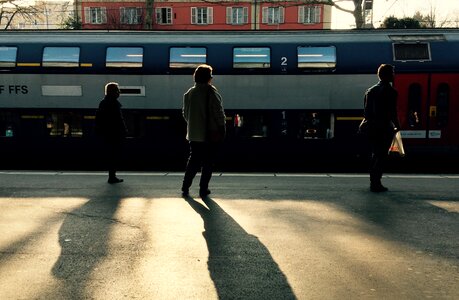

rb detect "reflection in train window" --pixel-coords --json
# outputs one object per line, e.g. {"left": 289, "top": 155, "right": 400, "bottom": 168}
{"left": 47, "top": 113, "right": 83, "bottom": 137}
{"left": 408, "top": 83, "right": 422, "bottom": 128}
{"left": 0, "top": 46, "right": 17, "bottom": 67}
{"left": 297, "top": 46, "right": 336, "bottom": 69}
{"left": 42, "top": 47, "right": 80, "bottom": 67}
{"left": 436, "top": 83, "right": 449, "bottom": 128}
{"left": 393, "top": 43, "right": 431, "bottom": 61}
{"left": 170, "top": 47, "right": 206, "bottom": 68}
{"left": 106, "top": 47, "right": 143, "bottom": 68}
{"left": 233, "top": 47, "right": 270, "bottom": 68}
{"left": 230, "top": 111, "right": 332, "bottom": 140}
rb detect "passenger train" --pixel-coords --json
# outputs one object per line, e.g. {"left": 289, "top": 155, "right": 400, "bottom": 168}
{"left": 0, "top": 30, "right": 458, "bottom": 170}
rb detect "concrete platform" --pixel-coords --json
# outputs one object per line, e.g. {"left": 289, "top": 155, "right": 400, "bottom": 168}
{"left": 0, "top": 171, "right": 458, "bottom": 299}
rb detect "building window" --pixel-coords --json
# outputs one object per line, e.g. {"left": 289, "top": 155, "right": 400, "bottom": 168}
{"left": 191, "top": 7, "right": 213, "bottom": 25}
{"left": 121, "top": 7, "right": 142, "bottom": 25}
{"left": 42, "top": 47, "right": 80, "bottom": 67}
{"left": 233, "top": 47, "right": 270, "bottom": 69}
{"left": 297, "top": 46, "right": 336, "bottom": 69}
{"left": 0, "top": 47, "right": 17, "bottom": 67}
{"left": 262, "top": 7, "right": 284, "bottom": 24}
{"left": 226, "top": 7, "right": 248, "bottom": 25}
{"left": 298, "top": 6, "right": 321, "bottom": 24}
{"left": 156, "top": 7, "right": 172, "bottom": 25}
{"left": 170, "top": 47, "right": 206, "bottom": 68}
{"left": 84, "top": 7, "right": 107, "bottom": 24}
{"left": 106, "top": 47, "right": 143, "bottom": 68}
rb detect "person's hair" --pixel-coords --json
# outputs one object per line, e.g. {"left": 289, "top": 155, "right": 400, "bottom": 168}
{"left": 105, "top": 82, "right": 119, "bottom": 96}
{"left": 377, "top": 64, "right": 394, "bottom": 82}
{"left": 193, "top": 64, "right": 213, "bottom": 83}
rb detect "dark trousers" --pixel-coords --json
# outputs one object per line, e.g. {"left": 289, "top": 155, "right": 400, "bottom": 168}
{"left": 182, "top": 141, "right": 218, "bottom": 192}
{"left": 369, "top": 132, "right": 394, "bottom": 185}
{"left": 103, "top": 139, "right": 123, "bottom": 179}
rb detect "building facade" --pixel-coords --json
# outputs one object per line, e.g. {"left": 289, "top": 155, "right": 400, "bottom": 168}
{"left": 79, "top": 0, "right": 332, "bottom": 30}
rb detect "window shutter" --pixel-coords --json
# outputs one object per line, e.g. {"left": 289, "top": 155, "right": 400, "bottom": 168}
{"left": 207, "top": 7, "right": 213, "bottom": 24}
{"left": 226, "top": 7, "right": 232, "bottom": 24}
{"left": 136, "top": 8, "right": 142, "bottom": 24}
{"left": 101, "top": 7, "right": 107, "bottom": 24}
{"left": 84, "top": 7, "right": 90, "bottom": 24}
{"left": 279, "top": 7, "right": 285, "bottom": 24}
{"left": 243, "top": 7, "right": 248, "bottom": 24}
{"left": 155, "top": 8, "right": 161, "bottom": 24}
{"left": 191, "top": 7, "right": 196, "bottom": 24}
{"left": 169, "top": 8, "right": 173, "bottom": 24}
{"left": 298, "top": 6, "right": 304, "bottom": 24}
{"left": 120, "top": 7, "right": 125, "bottom": 24}
{"left": 262, "top": 7, "right": 268, "bottom": 24}
{"left": 315, "top": 6, "right": 321, "bottom": 23}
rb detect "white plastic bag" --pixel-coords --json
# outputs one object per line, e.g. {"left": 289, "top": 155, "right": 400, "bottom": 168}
{"left": 388, "top": 131, "right": 405, "bottom": 157}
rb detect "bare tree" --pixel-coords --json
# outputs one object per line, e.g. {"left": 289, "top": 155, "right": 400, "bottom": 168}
{"left": 0, "top": 0, "right": 38, "bottom": 29}
{"left": 298, "top": 0, "right": 365, "bottom": 28}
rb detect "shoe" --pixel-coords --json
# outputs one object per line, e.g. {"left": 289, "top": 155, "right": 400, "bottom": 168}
{"left": 181, "top": 189, "right": 189, "bottom": 197}
{"left": 370, "top": 185, "right": 388, "bottom": 192}
{"left": 108, "top": 177, "right": 124, "bottom": 184}
{"left": 199, "top": 189, "right": 211, "bottom": 198}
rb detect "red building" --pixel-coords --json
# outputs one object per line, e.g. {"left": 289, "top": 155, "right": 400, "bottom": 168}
{"left": 79, "top": 1, "right": 332, "bottom": 30}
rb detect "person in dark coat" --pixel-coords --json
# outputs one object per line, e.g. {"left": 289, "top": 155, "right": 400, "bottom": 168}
{"left": 364, "top": 64, "right": 400, "bottom": 192}
{"left": 96, "top": 82, "right": 127, "bottom": 184}
{"left": 181, "top": 64, "right": 226, "bottom": 198}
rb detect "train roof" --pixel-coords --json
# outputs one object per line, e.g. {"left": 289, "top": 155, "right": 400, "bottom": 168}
{"left": 2, "top": 29, "right": 459, "bottom": 44}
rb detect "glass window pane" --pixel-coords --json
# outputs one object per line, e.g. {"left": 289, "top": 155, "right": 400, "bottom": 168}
{"left": 170, "top": 47, "right": 206, "bottom": 68}
{"left": 233, "top": 47, "right": 270, "bottom": 68}
{"left": 42, "top": 47, "right": 80, "bottom": 67}
{"left": 297, "top": 46, "right": 336, "bottom": 68}
{"left": 106, "top": 47, "right": 143, "bottom": 68}
{"left": 0, "top": 47, "right": 17, "bottom": 67}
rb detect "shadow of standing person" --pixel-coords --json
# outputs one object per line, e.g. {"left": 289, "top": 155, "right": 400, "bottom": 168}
{"left": 50, "top": 185, "right": 126, "bottom": 299}
{"left": 184, "top": 196, "right": 297, "bottom": 299}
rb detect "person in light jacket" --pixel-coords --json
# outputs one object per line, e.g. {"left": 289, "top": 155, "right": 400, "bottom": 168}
{"left": 181, "top": 64, "right": 226, "bottom": 198}
{"left": 364, "top": 64, "right": 400, "bottom": 192}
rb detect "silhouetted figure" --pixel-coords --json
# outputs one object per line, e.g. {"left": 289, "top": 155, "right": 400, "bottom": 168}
{"left": 364, "top": 64, "right": 400, "bottom": 192}
{"left": 96, "top": 82, "right": 127, "bottom": 184}
{"left": 181, "top": 65, "right": 226, "bottom": 198}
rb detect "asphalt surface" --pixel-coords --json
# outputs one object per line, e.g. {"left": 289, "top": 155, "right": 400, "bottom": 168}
{"left": 0, "top": 171, "right": 458, "bottom": 299}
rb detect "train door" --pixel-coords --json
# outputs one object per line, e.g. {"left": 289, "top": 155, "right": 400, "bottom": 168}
{"left": 396, "top": 74, "right": 459, "bottom": 151}
{"left": 428, "top": 74, "right": 459, "bottom": 150}
{"left": 395, "top": 74, "right": 429, "bottom": 145}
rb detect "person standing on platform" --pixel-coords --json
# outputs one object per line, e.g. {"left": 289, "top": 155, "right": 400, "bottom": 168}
{"left": 96, "top": 82, "right": 127, "bottom": 184}
{"left": 364, "top": 64, "right": 400, "bottom": 192}
{"left": 181, "top": 64, "right": 226, "bottom": 198}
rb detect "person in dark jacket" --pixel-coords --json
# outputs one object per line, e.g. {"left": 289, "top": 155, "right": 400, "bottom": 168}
{"left": 181, "top": 64, "right": 226, "bottom": 198}
{"left": 96, "top": 82, "right": 127, "bottom": 184}
{"left": 364, "top": 64, "right": 400, "bottom": 192}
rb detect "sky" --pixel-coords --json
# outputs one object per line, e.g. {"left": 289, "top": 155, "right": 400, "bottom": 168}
{"left": 331, "top": 0, "right": 459, "bottom": 29}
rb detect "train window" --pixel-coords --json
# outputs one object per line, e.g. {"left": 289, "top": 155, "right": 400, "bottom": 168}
{"left": 42, "top": 47, "right": 80, "bottom": 67}
{"left": 0, "top": 47, "right": 17, "bottom": 67}
{"left": 408, "top": 84, "right": 422, "bottom": 128}
{"left": 47, "top": 113, "right": 83, "bottom": 137}
{"left": 436, "top": 83, "right": 449, "bottom": 128}
{"left": 297, "top": 46, "right": 336, "bottom": 69}
{"left": 169, "top": 47, "right": 206, "bottom": 68}
{"left": 393, "top": 43, "right": 431, "bottom": 61}
{"left": 233, "top": 47, "right": 270, "bottom": 68}
{"left": 106, "top": 47, "right": 143, "bottom": 68}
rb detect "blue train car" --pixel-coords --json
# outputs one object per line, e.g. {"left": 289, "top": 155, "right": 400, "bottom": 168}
{"left": 1, "top": 30, "right": 458, "bottom": 170}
